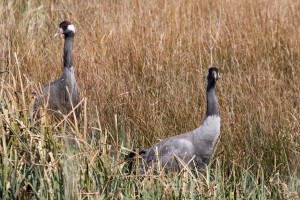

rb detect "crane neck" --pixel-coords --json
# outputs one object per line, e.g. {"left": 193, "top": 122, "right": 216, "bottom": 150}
{"left": 206, "top": 80, "right": 219, "bottom": 117}
{"left": 63, "top": 33, "right": 74, "bottom": 68}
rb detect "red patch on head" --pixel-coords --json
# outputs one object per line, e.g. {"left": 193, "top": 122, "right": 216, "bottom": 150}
{"left": 66, "top": 20, "right": 72, "bottom": 25}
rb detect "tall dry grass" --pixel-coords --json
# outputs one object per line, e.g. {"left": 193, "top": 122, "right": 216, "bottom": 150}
{"left": 0, "top": 0, "right": 299, "bottom": 199}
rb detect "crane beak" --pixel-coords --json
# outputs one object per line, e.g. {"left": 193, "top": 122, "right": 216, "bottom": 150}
{"left": 52, "top": 28, "right": 63, "bottom": 39}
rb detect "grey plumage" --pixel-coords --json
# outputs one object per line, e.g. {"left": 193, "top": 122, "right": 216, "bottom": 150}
{"left": 129, "top": 67, "right": 221, "bottom": 173}
{"left": 34, "top": 21, "right": 80, "bottom": 117}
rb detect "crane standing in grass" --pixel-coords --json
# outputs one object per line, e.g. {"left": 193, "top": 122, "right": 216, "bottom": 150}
{"left": 128, "top": 67, "right": 221, "bottom": 173}
{"left": 34, "top": 21, "right": 81, "bottom": 117}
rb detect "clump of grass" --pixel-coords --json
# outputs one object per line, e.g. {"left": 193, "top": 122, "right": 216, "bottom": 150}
{"left": 0, "top": 0, "right": 299, "bottom": 199}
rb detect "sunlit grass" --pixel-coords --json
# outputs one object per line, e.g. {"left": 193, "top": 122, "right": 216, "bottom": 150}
{"left": 0, "top": 0, "right": 299, "bottom": 199}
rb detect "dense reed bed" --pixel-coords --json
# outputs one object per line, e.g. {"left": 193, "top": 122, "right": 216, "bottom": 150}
{"left": 0, "top": 0, "right": 299, "bottom": 199}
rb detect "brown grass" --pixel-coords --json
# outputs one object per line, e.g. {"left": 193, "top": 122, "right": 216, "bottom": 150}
{"left": 0, "top": 0, "right": 299, "bottom": 198}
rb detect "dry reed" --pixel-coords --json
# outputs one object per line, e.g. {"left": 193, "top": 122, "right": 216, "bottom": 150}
{"left": 0, "top": 0, "right": 299, "bottom": 199}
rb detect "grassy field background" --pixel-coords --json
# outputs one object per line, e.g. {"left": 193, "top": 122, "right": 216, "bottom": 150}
{"left": 0, "top": 0, "right": 299, "bottom": 199}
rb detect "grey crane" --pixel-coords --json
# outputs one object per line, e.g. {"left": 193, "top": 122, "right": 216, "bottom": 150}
{"left": 34, "top": 21, "right": 81, "bottom": 117}
{"left": 128, "top": 67, "right": 221, "bottom": 173}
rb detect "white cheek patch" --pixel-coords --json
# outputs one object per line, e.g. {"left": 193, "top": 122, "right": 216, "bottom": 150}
{"left": 67, "top": 24, "right": 75, "bottom": 33}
